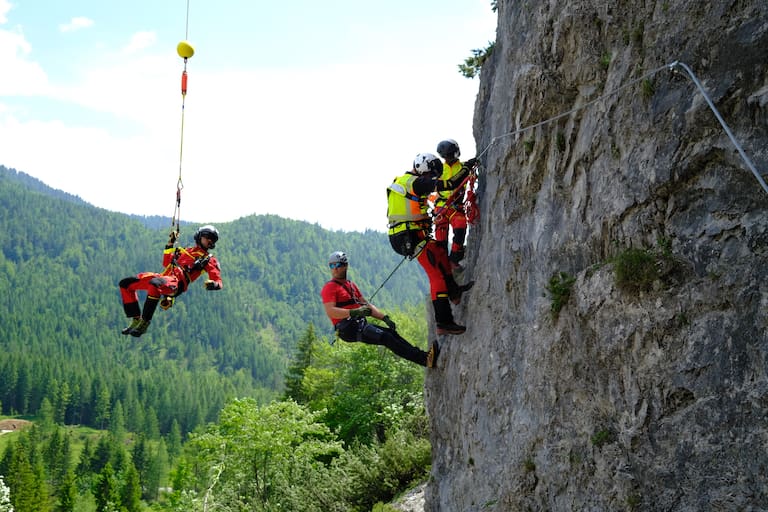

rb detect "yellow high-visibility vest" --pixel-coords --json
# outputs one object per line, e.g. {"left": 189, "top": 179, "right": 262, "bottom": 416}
{"left": 387, "top": 173, "right": 430, "bottom": 234}
{"left": 436, "top": 160, "right": 464, "bottom": 204}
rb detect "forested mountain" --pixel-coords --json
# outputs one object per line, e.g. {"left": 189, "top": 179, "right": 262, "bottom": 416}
{"left": 0, "top": 164, "right": 428, "bottom": 437}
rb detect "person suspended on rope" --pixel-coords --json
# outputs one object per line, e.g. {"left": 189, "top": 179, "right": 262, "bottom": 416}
{"left": 118, "top": 225, "right": 223, "bottom": 337}
{"left": 321, "top": 251, "right": 440, "bottom": 368}
{"left": 387, "top": 153, "right": 474, "bottom": 335}
{"left": 434, "top": 139, "right": 478, "bottom": 272}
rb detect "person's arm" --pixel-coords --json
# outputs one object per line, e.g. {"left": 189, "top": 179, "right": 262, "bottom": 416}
{"left": 368, "top": 303, "right": 385, "bottom": 320}
{"left": 369, "top": 304, "right": 397, "bottom": 330}
{"left": 203, "top": 256, "right": 223, "bottom": 290}
{"left": 324, "top": 302, "right": 357, "bottom": 320}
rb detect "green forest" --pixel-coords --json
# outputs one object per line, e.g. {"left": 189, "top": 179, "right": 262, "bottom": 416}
{"left": 0, "top": 165, "right": 434, "bottom": 511}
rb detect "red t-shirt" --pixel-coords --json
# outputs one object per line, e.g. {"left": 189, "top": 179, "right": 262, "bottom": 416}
{"left": 321, "top": 279, "right": 365, "bottom": 326}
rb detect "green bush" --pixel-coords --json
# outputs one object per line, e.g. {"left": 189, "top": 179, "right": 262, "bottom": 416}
{"left": 614, "top": 248, "right": 658, "bottom": 292}
{"left": 546, "top": 272, "right": 576, "bottom": 317}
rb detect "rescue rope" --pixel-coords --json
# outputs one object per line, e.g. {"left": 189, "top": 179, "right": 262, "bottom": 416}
{"left": 372, "top": 60, "right": 767, "bottom": 300}
{"left": 472, "top": 61, "right": 767, "bottom": 195}
{"left": 367, "top": 255, "right": 409, "bottom": 303}
{"left": 171, "top": 0, "right": 194, "bottom": 243}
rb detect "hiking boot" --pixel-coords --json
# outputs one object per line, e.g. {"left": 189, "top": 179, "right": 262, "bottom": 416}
{"left": 129, "top": 319, "right": 150, "bottom": 337}
{"left": 121, "top": 318, "right": 142, "bottom": 335}
{"left": 450, "top": 280, "right": 475, "bottom": 305}
{"left": 436, "top": 322, "right": 466, "bottom": 335}
{"left": 426, "top": 340, "right": 440, "bottom": 368}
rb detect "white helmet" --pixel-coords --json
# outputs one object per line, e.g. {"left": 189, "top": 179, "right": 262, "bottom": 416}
{"left": 328, "top": 251, "right": 348, "bottom": 266}
{"left": 413, "top": 153, "right": 442, "bottom": 175}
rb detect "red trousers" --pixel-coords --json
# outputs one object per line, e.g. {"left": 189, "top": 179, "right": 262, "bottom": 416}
{"left": 389, "top": 230, "right": 454, "bottom": 301}
{"left": 119, "top": 272, "right": 182, "bottom": 305}
{"left": 434, "top": 206, "right": 467, "bottom": 258}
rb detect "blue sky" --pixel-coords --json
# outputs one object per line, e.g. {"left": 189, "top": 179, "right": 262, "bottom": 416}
{"left": 0, "top": 0, "right": 497, "bottom": 232}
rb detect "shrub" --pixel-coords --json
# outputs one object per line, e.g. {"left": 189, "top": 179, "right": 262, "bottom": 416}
{"left": 546, "top": 272, "right": 576, "bottom": 317}
{"left": 614, "top": 248, "right": 658, "bottom": 292}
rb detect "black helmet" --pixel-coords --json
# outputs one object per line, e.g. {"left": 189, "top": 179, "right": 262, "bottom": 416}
{"left": 194, "top": 225, "right": 219, "bottom": 249}
{"left": 436, "top": 139, "right": 460, "bottom": 161}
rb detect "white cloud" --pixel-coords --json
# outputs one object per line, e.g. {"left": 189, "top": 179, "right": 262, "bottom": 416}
{"left": 0, "top": 27, "right": 49, "bottom": 95}
{"left": 59, "top": 16, "right": 94, "bottom": 33}
{"left": 0, "top": 1, "right": 497, "bottom": 232}
{"left": 122, "top": 31, "right": 156, "bottom": 55}
{"left": 0, "top": 0, "right": 10, "bottom": 25}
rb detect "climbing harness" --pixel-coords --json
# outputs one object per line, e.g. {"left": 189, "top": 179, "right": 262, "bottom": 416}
{"left": 431, "top": 164, "right": 481, "bottom": 227}
{"left": 472, "top": 61, "right": 767, "bottom": 195}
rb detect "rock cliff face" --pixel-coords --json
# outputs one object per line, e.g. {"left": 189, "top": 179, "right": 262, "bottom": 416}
{"left": 426, "top": 1, "right": 768, "bottom": 510}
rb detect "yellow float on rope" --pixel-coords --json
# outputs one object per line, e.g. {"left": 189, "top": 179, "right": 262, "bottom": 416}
{"left": 177, "top": 40, "right": 195, "bottom": 59}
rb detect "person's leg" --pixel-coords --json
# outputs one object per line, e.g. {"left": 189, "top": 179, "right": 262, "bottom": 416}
{"left": 449, "top": 210, "right": 467, "bottom": 265}
{"left": 360, "top": 324, "right": 428, "bottom": 366}
{"left": 433, "top": 214, "right": 449, "bottom": 253}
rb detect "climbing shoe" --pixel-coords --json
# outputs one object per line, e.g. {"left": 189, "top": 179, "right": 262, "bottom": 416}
{"left": 121, "top": 318, "right": 142, "bottom": 335}
{"left": 436, "top": 322, "right": 466, "bottom": 335}
{"left": 129, "top": 319, "right": 150, "bottom": 337}
{"left": 450, "top": 280, "right": 475, "bottom": 305}
{"left": 426, "top": 340, "right": 440, "bottom": 368}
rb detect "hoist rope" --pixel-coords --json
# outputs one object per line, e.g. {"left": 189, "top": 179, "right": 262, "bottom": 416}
{"left": 171, "top": 0, "right": 192, "bottom": 241}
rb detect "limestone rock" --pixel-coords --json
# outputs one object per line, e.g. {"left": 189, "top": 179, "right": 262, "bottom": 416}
{"left": 426, "top": 1, "right": 768, "bottom": 510}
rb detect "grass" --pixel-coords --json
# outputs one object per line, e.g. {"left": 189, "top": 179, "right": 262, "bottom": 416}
{"left": 545, "top": 272, "right": 576, "bottom": 317}
{"left": 614, "top": 248, "right": 658, "bottom": 293}
{"left": 590, "top": 428, "right": 615, "bottom": 448}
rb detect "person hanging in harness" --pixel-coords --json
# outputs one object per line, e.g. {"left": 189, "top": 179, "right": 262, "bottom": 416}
{"left": 434, "top": 139, "right": 478, "bottom": 272}
{"left": 321, "top": 251, "right": 440, "bottom": 368}
{"left": 118, "top": 225, "right": 223, "bottom": 337}
{"left": 387, "top": 153, "right": 474, "bottom": 335}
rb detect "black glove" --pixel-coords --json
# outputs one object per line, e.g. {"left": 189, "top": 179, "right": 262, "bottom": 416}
{"left": 191, "top": 256, "right": 210, "bottom": 272}
{"left": 204, "top": 280, "right": 221, "bottom": 291}
{"left": 349, "top": 306, "right": 372, "bottom": 318}
{"left": 464, "top": 157, "right": 478, "bottom": 169}
{"left": 382, "top": 315, "right": 396, "bottom": 330}
{"left": 167, "top": 230, "right": 178, "bottom": 246}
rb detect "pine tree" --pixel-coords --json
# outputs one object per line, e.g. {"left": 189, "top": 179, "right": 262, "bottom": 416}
{"left": 283, "top": 324, "right": 317, "bottom": 403}
{"left": 94, "top": 463, "right": 119, "bottom": 512}
{"left": 120, "top": 463, "right": 142, "bottom": 512}
{"left": 167, "top": 420, "right": 182, "bottom": 461}
{"left": 56, "top": 470, "right": 76, "bottom": 512}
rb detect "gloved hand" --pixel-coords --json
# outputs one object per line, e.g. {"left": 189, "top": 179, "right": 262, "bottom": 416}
{"left": 349, "top": 305, "right": 372, "bottom": 318}
{"left": 464, "top": 157, "right": 478, "bottom": 169}
{"left": 191, "top": 256, "right": 210, "bottom": 272}
{"left": 167, "top": 230, "right": 178, "bottom": 246}
{"left": 205, "top": 280, "right": 221, "bottom": 290}
{"left": 382, "top": 315, "right": 396, "bottom": 330}
{"left": 159, "top": 296, "right": 174, "bottom": 310}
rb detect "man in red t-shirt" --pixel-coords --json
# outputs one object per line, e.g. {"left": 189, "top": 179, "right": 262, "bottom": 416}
{"left": 321, "top": 251, "right": 439, "bottom": 368}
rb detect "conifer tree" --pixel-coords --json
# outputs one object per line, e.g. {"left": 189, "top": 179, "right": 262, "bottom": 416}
{"left": 120, "top": 463, "right": 142, "bottom": 512}
{"left": 56, "top": 470, "right": 76, "bottom": 512}
{"left": 94, "top": 463, "right": 119, "bottom": 512}
{"left": 283, "top": 324, "right": 317, "bottom": 403}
